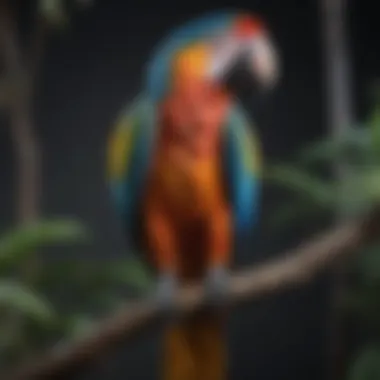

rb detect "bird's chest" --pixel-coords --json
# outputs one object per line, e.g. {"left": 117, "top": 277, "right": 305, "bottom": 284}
{"left": 154, "top": 155, "right": 225, "bottom": 217}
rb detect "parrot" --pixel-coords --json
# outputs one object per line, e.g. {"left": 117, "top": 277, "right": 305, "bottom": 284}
{"left": 106, "top": 10, "right": 280, "bottom": 380}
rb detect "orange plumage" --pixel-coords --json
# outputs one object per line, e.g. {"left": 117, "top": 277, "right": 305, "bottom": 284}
{"left": 142, "top": 72, "right": 231, "bottom": 380}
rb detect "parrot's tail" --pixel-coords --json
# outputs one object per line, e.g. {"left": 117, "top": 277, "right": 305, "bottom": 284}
{"left": 161, "top": 311, "right": 227, "bottom": 380}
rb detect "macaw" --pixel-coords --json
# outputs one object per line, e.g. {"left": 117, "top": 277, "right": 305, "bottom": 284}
{"left": 106, "top": 10, "right": 279, "bottom": 380}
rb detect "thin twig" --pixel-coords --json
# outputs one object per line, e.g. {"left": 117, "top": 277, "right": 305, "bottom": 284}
{"left": 5, "top": 213, "right": 378, "bottom": 380}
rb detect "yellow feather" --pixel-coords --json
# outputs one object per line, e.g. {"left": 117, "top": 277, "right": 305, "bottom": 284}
{"left": 106, "top": 116, "right": 135, "bottom": 181}
{"left": 238, "top": 123, "right": 262, "bottom": 175}
{"left": 171, "top": 43, "right": 210, "bottom": 84}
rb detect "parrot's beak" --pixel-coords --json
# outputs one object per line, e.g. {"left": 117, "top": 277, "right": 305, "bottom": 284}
{"left": 207, "top": 29, "right": 280, "bottom": 92}
{"left": 246, "top": 33, "right": 280, "bottom": 90}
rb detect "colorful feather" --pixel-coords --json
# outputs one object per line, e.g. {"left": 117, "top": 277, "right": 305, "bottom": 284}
{"left": 106, "top": 95, "right": 155, "bottom": 225}
{"left": 223, "top": 103, "right": 261, "bottom": 233}
{"left": 107, "top": 98, "right": 261, "bottom": 236}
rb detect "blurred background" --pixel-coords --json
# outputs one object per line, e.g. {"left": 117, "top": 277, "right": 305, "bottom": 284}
{"left": 0, "top": 0, "right": 379, "bottom": 379}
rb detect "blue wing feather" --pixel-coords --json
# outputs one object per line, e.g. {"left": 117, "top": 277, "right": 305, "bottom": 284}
{"left": 223, "top": 104, "right": 261, "bottom": 235}
{"left": 106, "top": 95, "right": 156, "bottom": 234}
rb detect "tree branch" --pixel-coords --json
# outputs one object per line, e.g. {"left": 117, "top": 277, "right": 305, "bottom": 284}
{"left": 0, "top": 1, "right": 41, "bottom": 224}
{"left": 5, "top": 213, "right": 379, "bottom": 380}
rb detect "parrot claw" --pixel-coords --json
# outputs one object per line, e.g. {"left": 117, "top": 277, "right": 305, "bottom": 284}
{"left": 153, "top": 272, "right": 179, "bottom": 319}
{"left": 204, "top": 265, "right": 230, "bottom": 309}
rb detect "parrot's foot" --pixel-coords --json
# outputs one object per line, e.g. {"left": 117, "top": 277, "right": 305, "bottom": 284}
{"left": 204, "top": 265, "right": 230, "bottom": 309}
{"left": 153, "top": 272, "right": 180, "bottom": 320}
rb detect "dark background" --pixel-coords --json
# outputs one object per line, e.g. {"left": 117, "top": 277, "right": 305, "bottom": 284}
{"left": 0, "top": 0, "right": 379, "bottom": 379}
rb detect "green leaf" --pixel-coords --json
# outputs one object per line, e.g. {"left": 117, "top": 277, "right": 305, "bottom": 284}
{"left": 0, "top": 219, "right": 89, "bottom": 265}
{"left": 297, "top": 138, "right": 345, "bottom": 164}
{"left": 333, "top": 170, "right": 380, "bottom": 216}
{"left": 266, "top": 163, "right": 380, "bottom": 218}
{"left": 340, "top": 169, "right": 380, "bottom": 211}
{"left": 0, "top": 280, "right": 55, "bottom": 323}
{"left": 63, "top": 314, "right": 96, "bottom": 339}
{"left": 267, "top": 199, "right": 329, "bottom": 230}
{"left": 348, "top": 346, "right": 380, "bottom": 380}
{"left": 104, "top": 257, "right": 153, "bottom": 291}
{"left": 265, "top": 164, "right": 336, "bottom": 205}
{"left": 296, "top": 128, "right": 370, "bottom": 166}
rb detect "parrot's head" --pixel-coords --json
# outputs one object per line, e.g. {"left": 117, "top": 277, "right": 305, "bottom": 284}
{"left": 147, "top": 11, "right": 280, "bottom": 102}
{"left": 205, "top": 14, "right": 280, "bottom": 91}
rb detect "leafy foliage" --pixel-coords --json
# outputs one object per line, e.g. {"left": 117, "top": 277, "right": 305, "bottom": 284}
{"left": 266, "top": 97, "right": 380, "bottom": 225}
{"left": 0, "top": 280, "right": 54, "bottom": 323}
{"left": 266, "top": 95, "right": 380, "bottom": 380}
{"left": 0, "top": 219, "right": 88, "bottom": 265}
{"left": 0, "top": 218, "right": 152, "bottom": 370}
